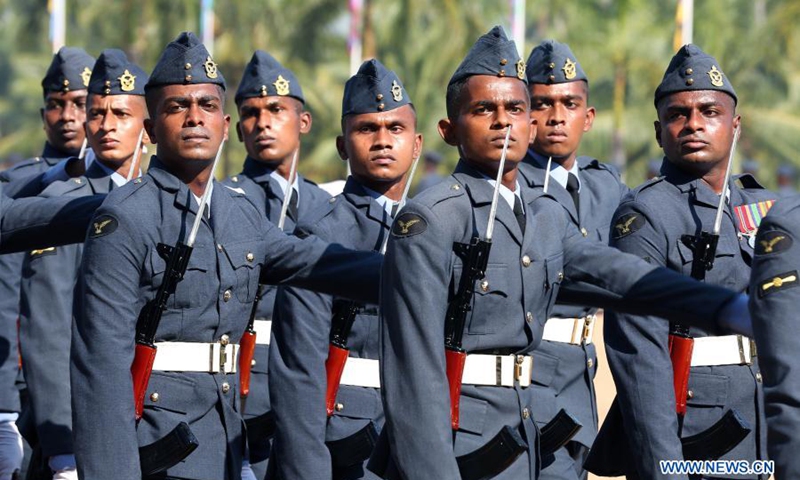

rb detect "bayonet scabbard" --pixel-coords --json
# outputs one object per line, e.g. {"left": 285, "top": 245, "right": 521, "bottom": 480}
{"left": 132, "top": 341, "right": 157, "bottom": 420}
{"left": 445, "top": 346, "right": 467, "bottom": 430}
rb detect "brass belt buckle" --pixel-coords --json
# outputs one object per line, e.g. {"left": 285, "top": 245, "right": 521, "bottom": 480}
{"left": 514, "top": 355, "right": 524, "bottom": 383}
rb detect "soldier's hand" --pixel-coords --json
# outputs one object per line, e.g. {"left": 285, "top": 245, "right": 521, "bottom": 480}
{"left": 0, "top": 417, "right": 22, "bottom": 480}
{"left": 717, "top": 293, "right": 754, "bottom": 338}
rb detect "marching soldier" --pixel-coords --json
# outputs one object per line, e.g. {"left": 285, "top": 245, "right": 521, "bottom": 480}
{"left": 0, "top": 46, "right": 94, "bottom": 478}
{"left": 374, "top": 26, "right": 754, "bottom": 480}
{"left": 18, "top": 49, "right": 149, "bottom": 480}
{"left": 519, "top": 40, "right": 628, "bottom": 480}
{"left": 222, "top": 50, "right": 331, "bottom": 478}
{"left": 269, "top": 59, "right": 420, "bottom": 480}
{"left": 750, "top": 197, "right": 800, "bottom": 478}
{"left": 593, "top": 45, "right": 773, "bottom": 478}
{"left": 70, "top": 32, "right": 381, "bottom": 480}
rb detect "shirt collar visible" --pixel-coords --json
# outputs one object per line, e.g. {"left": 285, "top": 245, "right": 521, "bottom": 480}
{"left": 483, "top": 176, "right": 523, "bottom": 213}
{"left": 192, "top": 182, "right": 214, "bottom": 218}
{"left": 361, "top": 184, "right": 400, "bottom": 216}
{"left": 528, "top": 149, "right": 582, "bottom": 192}
{"left": 270, "top": 169, "right": 300, "bottom": 208}
{"left": 93, "top": 160, "right": 128, "bottom": 187}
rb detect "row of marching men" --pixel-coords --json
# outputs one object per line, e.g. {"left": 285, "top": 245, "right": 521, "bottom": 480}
{"left": 0, "top": 24, "right": 799, "bottom": 480}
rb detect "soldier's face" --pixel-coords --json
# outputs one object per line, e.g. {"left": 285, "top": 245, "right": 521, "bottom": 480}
{"left": 41, "top": 89, "right": 88, "bottom": 155}
{"left": 439, "top": 76, "right": 534, "bottom": 171}
{"left": 85, "top": 94, "right": 148, "bottom": 170}
{"left": 655, "top": 90, "right": 740, "bottom": 173}
{"left": 338, "top": 105, "right": 422, "bottom": 187}
{"left": 145, "top": 84, "right": 230, "bottom": 165}
{"left": 236, "top": 96, "right": 311, "bottom": 166}
{"left": 529, "top": 81, "right": 594, "bottom": 161}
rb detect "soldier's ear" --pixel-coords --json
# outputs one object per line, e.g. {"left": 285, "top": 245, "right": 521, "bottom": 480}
{"left": 299, "top": 110, "right": 312, "bottom": 135}
{"left": 732, "top": 114, "right": 741, "bottom": 132}
{"left": 528, "top": 118, "right": 537, "bottom": 145}
{"left": 654, "top": 120, "right": 662, "bottom": 148}
{"left": 236, "top": 121, "right": 243, "bottom": 142}
{"left": 583, "top": 106, "right": 596, "bottom": 132}
{"left": 144, "top": 118, "right": 157, "bottom": 145}
{"left": 335, "top": 135, "right": 348, "bottom": 161}
{"left": 222, "top": 114, "right": 231, "bottom": 142}
{"left": 438, "top": 118, "right": 458, "bottom": 146}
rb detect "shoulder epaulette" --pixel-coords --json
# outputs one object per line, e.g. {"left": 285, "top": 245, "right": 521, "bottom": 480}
{"left": 104, "top": 176, "right": 149, "bottom": 206}
{"left": 40, "top": 176, "right": 89, "bottom": 197}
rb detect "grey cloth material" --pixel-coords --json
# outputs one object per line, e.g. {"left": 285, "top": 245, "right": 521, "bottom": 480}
{"left": 70, "top": 156, "right": 376, "bottom": 480}
{"left": 19, "top": 162, "right": 118, "bottom": 458}
{"left": 374, "top": 159, "right": 739, "bottom": 480}
{"left": 221, "top": 157, "right": 330, "bottom": 475}
{"left": 749, "top": 195, "right": 800, "bottom": 479}
{"left": 270, "top": 177, "right": 388, "bottom": 480}
{"left": 596, "top": 158, "right": 773, "bottom": 478}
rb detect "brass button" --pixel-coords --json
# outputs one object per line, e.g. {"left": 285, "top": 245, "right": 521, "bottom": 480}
{"left": 223, "top": 289, "right": 232, "bottom": 302}
{"left": 548, "top": 62, "right": 555, "bottom": 69}
{"left": 185, "top": 63, "right": 192, "bottom": 70}
{"left": 522, "top": 255, "right": 531, "bottom": 267}
{"left": 220, "top": 334, "right": 230, "bottom": 346}
{"left": 335, "top": 403, "right": 344, "bottom": 412}
{"left": 687, "top": 389, "right": 694, "bottom": 399}
{"left": 231, "top": 176, "right": 239, "bottom": 183}
{"left": 526, "top": 312, "right": 534, "bottom": 323}
{"left": 251, "top": 359, "right": 257, "bottom": 367}
{"left": 500, "top": 58, "right": 508, "bottom": 66}
{"left": 185, "top": 74, "right": 193, "bottom": 82}
{"left": 150, "top": 392, "right": 159, "bottom": 402}
{"left": 74, "top": 178, "right": 82, "bottom": 184}
{"left": 329, "top": 197, "right": 336, "bottom": 204}
{"left": 587, "top": 358, "right": 594, "bottom": 368}
{"left": 522, "top": 407, "right": 530, "bottom": 419}
{"left": 685, "top": 68, "right": 693, "bottom": 75}
{"left": 686, "top": 78, "right": 694, "bottom": 86}
{"left": 376, "top": 94, "right": 383, "bottom": 101}
{"left": 221, "top": 382, "right": 230, "bottom": 394}
{"left": 580, "top": 227, "right": 588, "bottom": 237}
{"left": 217, "top": 243, "right": 223, "bottom": 252}
{"left": 756, "top": 372, "right": 762, "bottom": 383}
{"left": 246, "top": 252, "right": 255, "bottom": 263}
{"left": 557, "top": 272, "right": 564, "bottom": 282}
{"left": 480, "top": 280, "right": 489, "bottom": 292}
{"left": 451, "top": 184, "right": 460, "bottom": 190}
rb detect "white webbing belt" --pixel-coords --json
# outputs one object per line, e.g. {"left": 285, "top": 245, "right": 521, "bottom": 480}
{"left": 691, "top": 335, "right": 756, "bottom": 367}
{"left": 461, "top": 354, "right": 533, "bottom": 387}
{"left": 253, "top": 320, "right": 272, "bottom": 345}
{"left": 542, "top": 315, "right": 596, "bottom": 345}
{"left": 152, "top": 342, "right": 239, "bottom": 373}
{"left": 339, "top": 358, "right": 381, "bottom": 388}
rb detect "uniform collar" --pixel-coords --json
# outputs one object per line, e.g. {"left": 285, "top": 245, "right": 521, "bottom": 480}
{"left": 660, "top": 158, "right": 733, "bottom": 208}
{"left": 343, "top": 176, "right": 397, "bottom": 227}
{"left": 527, "top": 149, "right": 581, "bottom": 192}
{"left": 269, "top": 168, "right": 300, "bottom": 207}
{"left": 41, "top": 142, "right": 72, "bottom": 160}
{"left": 91, "top": 159, "right": 128, "bottom": 187}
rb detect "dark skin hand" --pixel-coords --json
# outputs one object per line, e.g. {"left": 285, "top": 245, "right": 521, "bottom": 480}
{"left": 236, "top": 95, "right": 312, "bottom": 182}
{"left": 655, "top": 90, "right": 740, "bottom": 194}
{"left": 336, "top": 104, "right": 422, "bottom": 201}
{"left": 438, "top": 76, "right": 536, "bottom": 191}
{"left": 41, "top": 89, "right": 88, "bottom": 156}
{"left": 529, "top": 81, "right": 595, "bottom": 171}
{"left": 144, "top": 84, "right": 230, "bottom": 197}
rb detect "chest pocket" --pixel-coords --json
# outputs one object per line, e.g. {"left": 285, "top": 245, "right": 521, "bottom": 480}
{"left": 458, "top": 265, "right": 511, "bottom": 335}
{"left": 221, "top": 240, "right": 261, "bottom": 303}
{"left": 149, "top": 246, "right": 210, "bottom": 309}
{"left": 677, "top": 235, "right": 737, "bottom": 284}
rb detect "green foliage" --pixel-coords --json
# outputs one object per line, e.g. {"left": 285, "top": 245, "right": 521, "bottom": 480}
{"left": 1, "top": 0, "right": 799, "bottom": 189}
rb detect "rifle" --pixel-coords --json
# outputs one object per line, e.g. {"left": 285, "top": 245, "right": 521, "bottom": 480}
{"left": 130, "top": 140, "right": 225, "bottom": 475}
{"left": 321, "top": 154, "right": 420, "bottom": 468}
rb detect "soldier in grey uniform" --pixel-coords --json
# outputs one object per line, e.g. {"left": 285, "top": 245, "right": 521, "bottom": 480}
{"left": 594, "top": 45, "right": 774, "bottom": 478}
{"left": 0, "top": 46, "right": 94, "bottom": 478}
{"left": 375, "top": 26, "right": 754, "bottom": 480}
{"left": 70, "top": 32, "right": 381, "bottom": 480}
{"left": 749, "top": 196, "right": 800, "bottom": 479}
{"left": 518, "top": 40, "right": 627, "bottom": 480}
{"left": 269, "top": 59, "right": 420, "bottom": 480}
{"left": 221, "top": 50, "right": 331, "bottom": 478}
{"left": 18, "top": 49, "right": 149, "bottom": 480}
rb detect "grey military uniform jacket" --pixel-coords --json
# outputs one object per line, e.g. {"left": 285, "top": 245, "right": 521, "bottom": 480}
{"left": 19, "top": 162, "right": 118, "bottom": 458}
{"left": 749, "top": 196, "right": 800, "bottom": 479}
{"left": 270, "top": 177, "right": 387, "bottom": 480}
{"left": 222, "top": 157, "right": 330, "bottom": 454}
{"left": 601, "top": 159, "right": 774, "bottom": 478}
{"left": 519, "top": 154, "right": 629, "bottom": 449}
{"left": 0, "top": 145, "right": 70, "bottom": 413}
{"left": 376, "top": 160, "right": 741, "bottom": 480}
{"left": 70, "top": 158, "right": 380, "bottom": 480}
